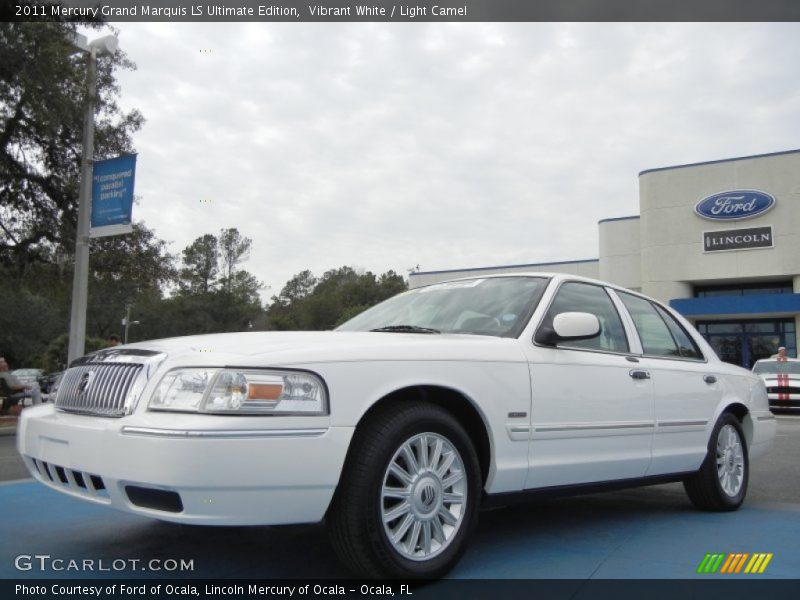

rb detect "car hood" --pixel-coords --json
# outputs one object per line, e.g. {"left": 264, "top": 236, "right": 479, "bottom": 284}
{"left": 118, "top": 330, "right": 527, "bottom": 366}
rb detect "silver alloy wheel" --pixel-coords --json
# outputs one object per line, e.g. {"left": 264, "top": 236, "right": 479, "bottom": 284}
{"left": 716, "top": 424, "right": 745, "bottom": 497}
{"left": 381, "top": 432, "right": 467, "bottom": 561}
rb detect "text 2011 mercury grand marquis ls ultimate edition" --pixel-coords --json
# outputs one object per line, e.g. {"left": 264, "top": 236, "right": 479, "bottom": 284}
{"left": 18, "top": 274, "right": 776, "bottom": 578}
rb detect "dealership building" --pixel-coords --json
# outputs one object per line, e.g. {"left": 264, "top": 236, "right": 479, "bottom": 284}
{"left": 409, "top": 149, "right": 800, "bottom": 368}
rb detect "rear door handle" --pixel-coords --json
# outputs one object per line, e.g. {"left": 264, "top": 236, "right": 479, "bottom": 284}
{"left": 629, "top": 369, "right": 651, "bottom": 380}
{"left": 704, "top": 375, "right": 717, "bottom": 384}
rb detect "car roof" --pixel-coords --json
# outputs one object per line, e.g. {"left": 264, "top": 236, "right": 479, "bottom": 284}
{"left": 754, "top": 358, "right": 800, "bottom": 363}
{"left": 433, "top": 272, "right": 656, "bottom": 301}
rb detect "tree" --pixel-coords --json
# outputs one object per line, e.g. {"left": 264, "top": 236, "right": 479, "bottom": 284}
{"left": 40, "top": 333, "right": 106, "bottom": 373}
{"left": 86, "top": 222, "right": 177, "bottom": 339}
{"left": 218, "top": 227, "right": 253, "bottom": 293}
{"left": 0, "top": 287, "right": 63, "bottom": 368}
{"left": 0, "top": 20, "right": 143, "bottom": 279}
{"left": 179, "top": 233, "right": 218, "bottom": 294}
{"left": 266, "top": 267, "right": 408, "bottom": 331}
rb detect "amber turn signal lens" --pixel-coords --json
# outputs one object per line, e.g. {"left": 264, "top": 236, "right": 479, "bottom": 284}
{"left": 247, "top": 383, "right": 283, "bottom": 401}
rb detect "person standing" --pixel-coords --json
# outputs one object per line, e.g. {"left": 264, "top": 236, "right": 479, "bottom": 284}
{"left": 772, "top": 346, "right": 788, "bottom": 361}
{"left": 0, "top": 357, "right": 41, "bottom": 411}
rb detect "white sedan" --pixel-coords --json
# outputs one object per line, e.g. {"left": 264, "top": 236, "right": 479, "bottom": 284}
{"left": 753, "top": 358, "right": 800, "bottom": 412}
{"left": 17, "top": 274, "right": 776, "bottom": 578}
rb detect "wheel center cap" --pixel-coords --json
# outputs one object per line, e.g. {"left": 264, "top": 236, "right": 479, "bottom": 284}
{"left": 411, "top": 475, "right": 442, "bottom": 518}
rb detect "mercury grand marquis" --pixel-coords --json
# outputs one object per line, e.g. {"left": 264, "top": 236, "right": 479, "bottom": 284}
{"left": 18, "top": 274, "right": 776, "bottom": 578}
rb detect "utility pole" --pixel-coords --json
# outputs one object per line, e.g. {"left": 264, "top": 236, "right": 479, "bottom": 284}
{"left": 66, "top": 34, "right": 119, "bottom": 364}
{"left": 124, "top": 305, "right": 131, "bottom": 344}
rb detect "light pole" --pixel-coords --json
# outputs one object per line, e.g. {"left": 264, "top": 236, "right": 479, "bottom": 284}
{"left": 122, "top": 305, "right": 140, "bottom": 344}
{"left": 67, "top": 33, "right": 119, "bottom": 364}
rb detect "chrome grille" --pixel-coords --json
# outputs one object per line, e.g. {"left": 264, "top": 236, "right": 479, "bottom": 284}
{"left": 55, "top": 362, "right": 144, "bottom": 417}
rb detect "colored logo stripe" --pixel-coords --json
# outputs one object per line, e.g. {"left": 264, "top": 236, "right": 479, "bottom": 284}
{"left": 744, "top": 553, "right": 773, "bottom": 574}
{"left": 698, "top": 553, "right": 772, "bottom": 574}
{"left": 777, "top": 374, "right": 789, "bottom": 401}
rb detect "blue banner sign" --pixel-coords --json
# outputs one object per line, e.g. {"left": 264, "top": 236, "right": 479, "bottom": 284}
{"left": 91, "top": 154, "right": 136, "bottom": 237}
{"left": 694, "top": 189, "right": 775, "bottom": 221}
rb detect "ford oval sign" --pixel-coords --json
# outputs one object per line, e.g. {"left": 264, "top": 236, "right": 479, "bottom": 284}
{"left": 694, "top": 190, "right": 776, "bottom": 221}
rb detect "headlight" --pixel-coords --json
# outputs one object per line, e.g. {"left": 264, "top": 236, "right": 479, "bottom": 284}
{"left": 148, "top": 368, "right": 327, "bottom": 415}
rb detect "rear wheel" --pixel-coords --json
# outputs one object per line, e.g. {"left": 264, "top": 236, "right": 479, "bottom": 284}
{"left": 327, "top": 402, "right": 481, "bottom": 578}
{"left": 683, "top": 412, "right": 748, "bottom": 511}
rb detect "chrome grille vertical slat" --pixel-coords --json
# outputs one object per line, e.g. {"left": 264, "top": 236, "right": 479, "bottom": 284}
{"left": 98, "top": 365, "right": 116, "bottom": 412}
{"left": 110, "top": 365, "right": 128, "bottom": 411}
{"left": 122, "top": 367, "right": 139, "bottom": 407}
{"left": 92, "top": 367, "right": 111, "bottom": 412}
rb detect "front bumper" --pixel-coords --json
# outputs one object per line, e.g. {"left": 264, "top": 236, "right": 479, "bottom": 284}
{"left": 17, "top": 404, "right": 353, "bottom": 526}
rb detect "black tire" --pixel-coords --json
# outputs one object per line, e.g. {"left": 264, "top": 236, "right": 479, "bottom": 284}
{"left": 683, "top": 412, "right": 749, "bottom": 511}
{"left": 327, "top": 401, "right": 482, "bottom": 578}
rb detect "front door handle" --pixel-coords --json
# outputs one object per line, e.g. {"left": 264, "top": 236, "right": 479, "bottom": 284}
{"left": 704, "top": 375, "right": 717, "bottom": 384}
{"left": 629, "top": 369, "right": 651, "bottom": 380}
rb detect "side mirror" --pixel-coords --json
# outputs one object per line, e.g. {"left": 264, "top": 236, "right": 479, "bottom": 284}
{"left": 535, "top": 312, "right": 601, "bottom": 346}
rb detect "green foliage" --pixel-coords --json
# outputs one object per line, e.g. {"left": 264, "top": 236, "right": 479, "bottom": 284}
{"left": 180, "top": 233, "right": 217, "bottom": 294}
{"left": 87, "top": 223, "right": 177, "bottom": 338}
{"left": 267, "top": 267, "right": 407, "bottom": 331}
{"left": 0, "top": 287, "right": 63, "bottom": 368}
{"left": 129, "top": 287, "right": 262, "bottom": 342}
{"left": 40, "top": 333, "right": 107, "bottom": 373}
{"left": 218, "top": 227, "right": 252, "bottom": 293}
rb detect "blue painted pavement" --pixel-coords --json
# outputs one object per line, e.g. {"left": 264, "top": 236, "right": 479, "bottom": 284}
{"left": 1, "top": 481, "right": 798, "bottom": 579}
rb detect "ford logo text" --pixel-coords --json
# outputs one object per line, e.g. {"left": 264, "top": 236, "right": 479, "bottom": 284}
{"left": 694, "top": 190, "right": 775, "bottom": 221}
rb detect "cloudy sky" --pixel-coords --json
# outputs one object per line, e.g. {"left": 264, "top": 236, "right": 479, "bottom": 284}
{"left": 92, "top": 22, "right": 800, "bottom": 299}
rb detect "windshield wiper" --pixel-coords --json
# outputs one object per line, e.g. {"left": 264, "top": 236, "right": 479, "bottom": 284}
{"left": 369, "top": 325, "right": 441, "bottom": 334}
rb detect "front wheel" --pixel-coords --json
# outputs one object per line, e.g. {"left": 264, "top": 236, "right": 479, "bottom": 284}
{"left": 683, "top": 412, "right": 749, "bottom": 511}
{"left": 327, "top": 402, "right": 482, "bottom": 578}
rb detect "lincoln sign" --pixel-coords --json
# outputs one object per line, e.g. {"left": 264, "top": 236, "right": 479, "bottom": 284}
{"left": 694, "top": 190, "right": 775, "bottom": 221}
{"left": 703, "top": 226, "right": 773, "bottom": 252}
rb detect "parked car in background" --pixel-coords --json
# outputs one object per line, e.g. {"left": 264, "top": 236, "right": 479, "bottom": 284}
{"left": 17, "top": 274, "right": 776, "bottom": 578}
{"left": 11, "top": 368, "right": 44, "bottom": 387}
{"left": 10, "top": 368, "right": 43, "bottom": 405}
{"left": 753, "top": 358, "right": 800, "bottom": 412}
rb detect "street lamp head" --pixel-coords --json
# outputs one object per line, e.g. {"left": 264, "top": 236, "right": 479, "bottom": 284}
{"left": 89, "top": 35, "right": 119, "bottom": 57}
{"left": 69, "top": 32, "right": 90, "bottom": 53}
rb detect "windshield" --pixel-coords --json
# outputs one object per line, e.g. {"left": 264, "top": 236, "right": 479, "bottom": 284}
{"left": 336, "top": 276, "right": 549, "bottom": 337}
{"left": 753, "top": 361, "right": 800, "bottom": 375}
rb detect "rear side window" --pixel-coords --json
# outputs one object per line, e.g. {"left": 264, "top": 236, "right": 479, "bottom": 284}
{"left": 540, "top": 282, "right": 629, "bottom": 353}
{"left": 654, "top": 305, "right": 703, "bottom": 360}
{"left": 618, "top": 292, "right": 702, "bottom": 359}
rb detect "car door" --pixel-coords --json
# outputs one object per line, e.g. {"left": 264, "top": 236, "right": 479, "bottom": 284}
{"left": 524, "top": 281, "right": 655, "bottom": 489}
{"left": 613, "top": 290, "right": 722, "bottom": 476}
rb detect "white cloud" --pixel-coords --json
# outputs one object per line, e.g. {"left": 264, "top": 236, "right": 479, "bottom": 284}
{"left": 95, "top": 22, "right": 800, "bottom": 299}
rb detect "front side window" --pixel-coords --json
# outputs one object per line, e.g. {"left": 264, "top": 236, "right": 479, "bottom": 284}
{"left": 337, "top": 276, "right": 549, "bottom": 338}
{"left": 538, "top": 282, "right": 629, "bottom": 353}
